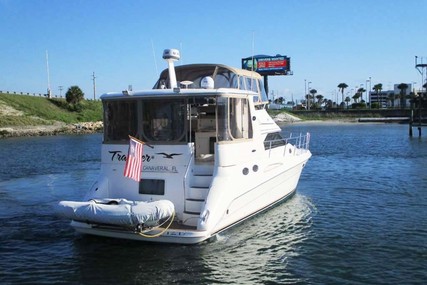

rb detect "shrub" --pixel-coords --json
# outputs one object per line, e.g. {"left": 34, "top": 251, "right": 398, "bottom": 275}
{"left": 351, "top": 102, "right": 367, "bottom": 109}
{"left": 65, "top": 86, "right": 84, "bottom": 105}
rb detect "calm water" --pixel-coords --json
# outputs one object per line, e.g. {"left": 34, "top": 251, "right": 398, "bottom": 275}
{"left": 0, "top": 123, "right": 426, "bottom": 284}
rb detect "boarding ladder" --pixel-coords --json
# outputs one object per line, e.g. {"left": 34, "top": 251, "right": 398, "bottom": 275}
{"left": 183, "top": 161, "right": 214, "bottom": 227}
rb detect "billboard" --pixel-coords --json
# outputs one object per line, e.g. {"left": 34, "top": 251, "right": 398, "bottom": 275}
{"left": 242, "top": 55, "right": 291, "bottom": 76}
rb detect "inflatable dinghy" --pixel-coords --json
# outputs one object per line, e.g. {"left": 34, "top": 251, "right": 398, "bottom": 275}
{"left": 56, "top": 198, "right": 174, "bottom": 228}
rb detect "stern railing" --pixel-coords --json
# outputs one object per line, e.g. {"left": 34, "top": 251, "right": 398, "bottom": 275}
{"left": 265, "top": 132, "right": 310, "bottom": 157}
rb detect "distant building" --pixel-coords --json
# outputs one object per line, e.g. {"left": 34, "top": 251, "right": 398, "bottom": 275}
{"left": 370, "top": 91, "right": 389, "bottom": 108}
{"left": 369, "top": 83, "right": 412, "bottom": 108}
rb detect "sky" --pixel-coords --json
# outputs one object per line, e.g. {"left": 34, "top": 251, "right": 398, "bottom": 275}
{"left": 1, "top": 0, "right": 426, "bottom": 103}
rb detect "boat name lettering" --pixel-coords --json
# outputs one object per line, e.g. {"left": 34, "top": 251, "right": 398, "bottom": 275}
{"left": 109, "top": 151, "right": 154, "bottom": 162}
{"left": 142, "top": 165, "right": 178, "bottom": 173}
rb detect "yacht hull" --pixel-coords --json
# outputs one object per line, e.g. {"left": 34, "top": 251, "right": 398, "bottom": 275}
{"left": 70, "top": 153, "right": 310, "bottom": 244}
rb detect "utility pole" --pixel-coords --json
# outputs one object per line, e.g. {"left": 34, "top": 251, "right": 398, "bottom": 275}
{"left": 46, "top": 50, "right": 52, "bottom": 98}
{"left": 58, "top": 86, "right": 63, "bottom": 97}
{"left": 92, "top": 72, "right": 96, "bottom": 100}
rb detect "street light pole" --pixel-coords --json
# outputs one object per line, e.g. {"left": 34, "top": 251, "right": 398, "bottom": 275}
{"left": 365, "top": 80, "right": 369, "bottom": 104}
{"left": 92, "top": 72, "right": 96, "bottom": 100}
{"left": 412, "top": 82, "right": 417, "bottom": 94}
{"left": 46, "top": 50, "right": 52, "bottom": 99}
{"left": 368, "top": 77, "right": 372, "bottom": 108}
{"left": 304, "top": 79, "right": 307, "bottom": 104}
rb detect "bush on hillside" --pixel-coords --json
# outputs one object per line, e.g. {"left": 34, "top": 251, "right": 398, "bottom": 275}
{"left": 65, "top": 86, "right": 84, "bottom": 105}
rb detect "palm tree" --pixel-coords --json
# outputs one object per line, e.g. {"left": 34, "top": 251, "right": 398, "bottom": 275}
{"left": 65, "top": 85, "right": 85, "bottom": 105}
{"left": 397, "top": 83, "right": 408, "bottom": 109}
{"left": 338, "top": 83, "right": 348, "bottom": 109}
{"left": 315, "top": 94, "right": 324, "bottom": 103}
{"left": 388, "top": 92, "right": 395, "bottom": 108}
{"left": 344, "top": 96, "right": 351, "bottom": 109}
{"left": 308, "top": 89, "right": 317, "bottom": 110}
{"left": 315, "top": 94, "right": 324, "bottom": 110}
{"left": 357, "top": 87, "right": 366, "bottom": 102}
{"left": 352, "top": 93, "right": 360, "bottom": 103}
{"left": 372, "top": 83, "right": 383, "bottom": 108}
{"left": 395, "top": 93, "right": 401, "bottom": 108}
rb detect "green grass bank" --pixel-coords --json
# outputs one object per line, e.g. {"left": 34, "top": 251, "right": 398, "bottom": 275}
{"left": 0, "top": 93, "right": 103, "bottom": 138}
{"left": 0, "top": 93, "right": 102, "bottom": 128}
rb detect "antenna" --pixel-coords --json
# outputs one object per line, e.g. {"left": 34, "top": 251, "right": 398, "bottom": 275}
{"left": 151, "top": 40, "right": 158, "bottom": 75}
{"left": 180, "top": 42, "right": 183, "bottom": 65}
{"left": 46, "top": 50, "right": 51, "bottom": 98}
{"left": 251, "top": 31, "right": 255, "bottom": 72}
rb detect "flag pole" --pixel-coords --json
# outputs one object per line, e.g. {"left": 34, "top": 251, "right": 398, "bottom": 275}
{"left": 128, "top": 135, "right": 154, "bottom": 148}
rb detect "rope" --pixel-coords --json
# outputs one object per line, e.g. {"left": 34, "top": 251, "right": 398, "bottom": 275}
{"left": 137, "top": 211, "right": 175, "bottom": 238}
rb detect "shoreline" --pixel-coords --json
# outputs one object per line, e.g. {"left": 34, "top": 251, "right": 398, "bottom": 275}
{"left": 0, "top": 121, "right": 103, "bottom": 139}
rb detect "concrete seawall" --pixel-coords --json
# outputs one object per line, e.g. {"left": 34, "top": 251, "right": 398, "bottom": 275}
{"left": 358, "top": 117, "right": 409, "bottom": 123}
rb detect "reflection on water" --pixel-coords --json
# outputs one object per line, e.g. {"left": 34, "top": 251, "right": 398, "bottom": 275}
{"left": 66, "top": 194, "right": 316, "bottom": 284}
{"left": 201, "top": 194, "right": 316, "bottom": 284}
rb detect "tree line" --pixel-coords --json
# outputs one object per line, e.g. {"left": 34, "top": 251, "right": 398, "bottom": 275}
{"left": 301, "top": 82, "right": 425, "bottom": 110}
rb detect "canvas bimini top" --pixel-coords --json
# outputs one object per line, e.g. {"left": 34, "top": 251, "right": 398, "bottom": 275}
{"left": 152, "top": 63, "right": 269, "bottom": 104}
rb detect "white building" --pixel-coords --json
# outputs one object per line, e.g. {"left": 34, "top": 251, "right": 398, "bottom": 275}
{"left": 369, "top": 83, "right": 412, "bottom": 108}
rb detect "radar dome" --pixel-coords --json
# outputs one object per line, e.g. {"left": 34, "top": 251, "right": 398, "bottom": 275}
{"left": 201, "top": 76, "right": 214, "bottom": 89}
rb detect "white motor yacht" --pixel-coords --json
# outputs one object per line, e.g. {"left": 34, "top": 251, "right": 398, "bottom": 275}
{"left": 57, "top": 49, "right": 311, "bottom": 244}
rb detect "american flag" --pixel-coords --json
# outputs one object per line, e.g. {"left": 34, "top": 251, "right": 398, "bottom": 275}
{"left": 124, "top": 136, "right": 143, "bottom": 182}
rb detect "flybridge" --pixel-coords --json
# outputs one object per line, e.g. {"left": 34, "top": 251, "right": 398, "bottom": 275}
{"left": 103, "top": 48, "right": 269, "bottom": 104}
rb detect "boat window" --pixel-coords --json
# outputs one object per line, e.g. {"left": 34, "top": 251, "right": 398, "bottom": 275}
{"left": 245, "top": 77, "right": 258, "bottom": 93}
{"left": 229, "top": 73, "right": 239, "bottom": 89}
{"left": 217, "top": 97, "right": 252, "bottom": 142}
{"left": 230, "top": 98, "right": 252, "bottom": 139}
{"left": 214, "top": 74, "right": 230, "bottom": 88}
{"left": 238, "top": 76, "right": 245, "bottom": 90}
{"left": 264, "top": 132, "right": 287, "bottom": 150}
{"left": 104, "top": 100, "right": 138, "bottom": 143}
{"left": 258, "top": 80, "right": 268, "bottom": 103}
{"left": 139, "top": 179, "right": 165, "bottom": 195}
{"left": 141, "top": 99, "right": 187, "bottom": 142}
{"left": 216, "top": 97, "right": 231, "bottom": 141}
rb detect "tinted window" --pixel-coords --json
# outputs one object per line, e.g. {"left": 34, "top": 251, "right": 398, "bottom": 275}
{"left": 141, "top": 99, "right": 186, "bottom": 142}
{"left": 264, "top": 132, "right": 286, "bottom": 150}
{"left": 104, "top": 100, "right": 138, "bottom": 143}
{"left": 139, "top": 179, "right": 165, "bottom": 195}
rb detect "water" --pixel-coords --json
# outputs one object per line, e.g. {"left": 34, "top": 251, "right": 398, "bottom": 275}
{"left": 0, "top": 124, "right": 426, "bottom": 284}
